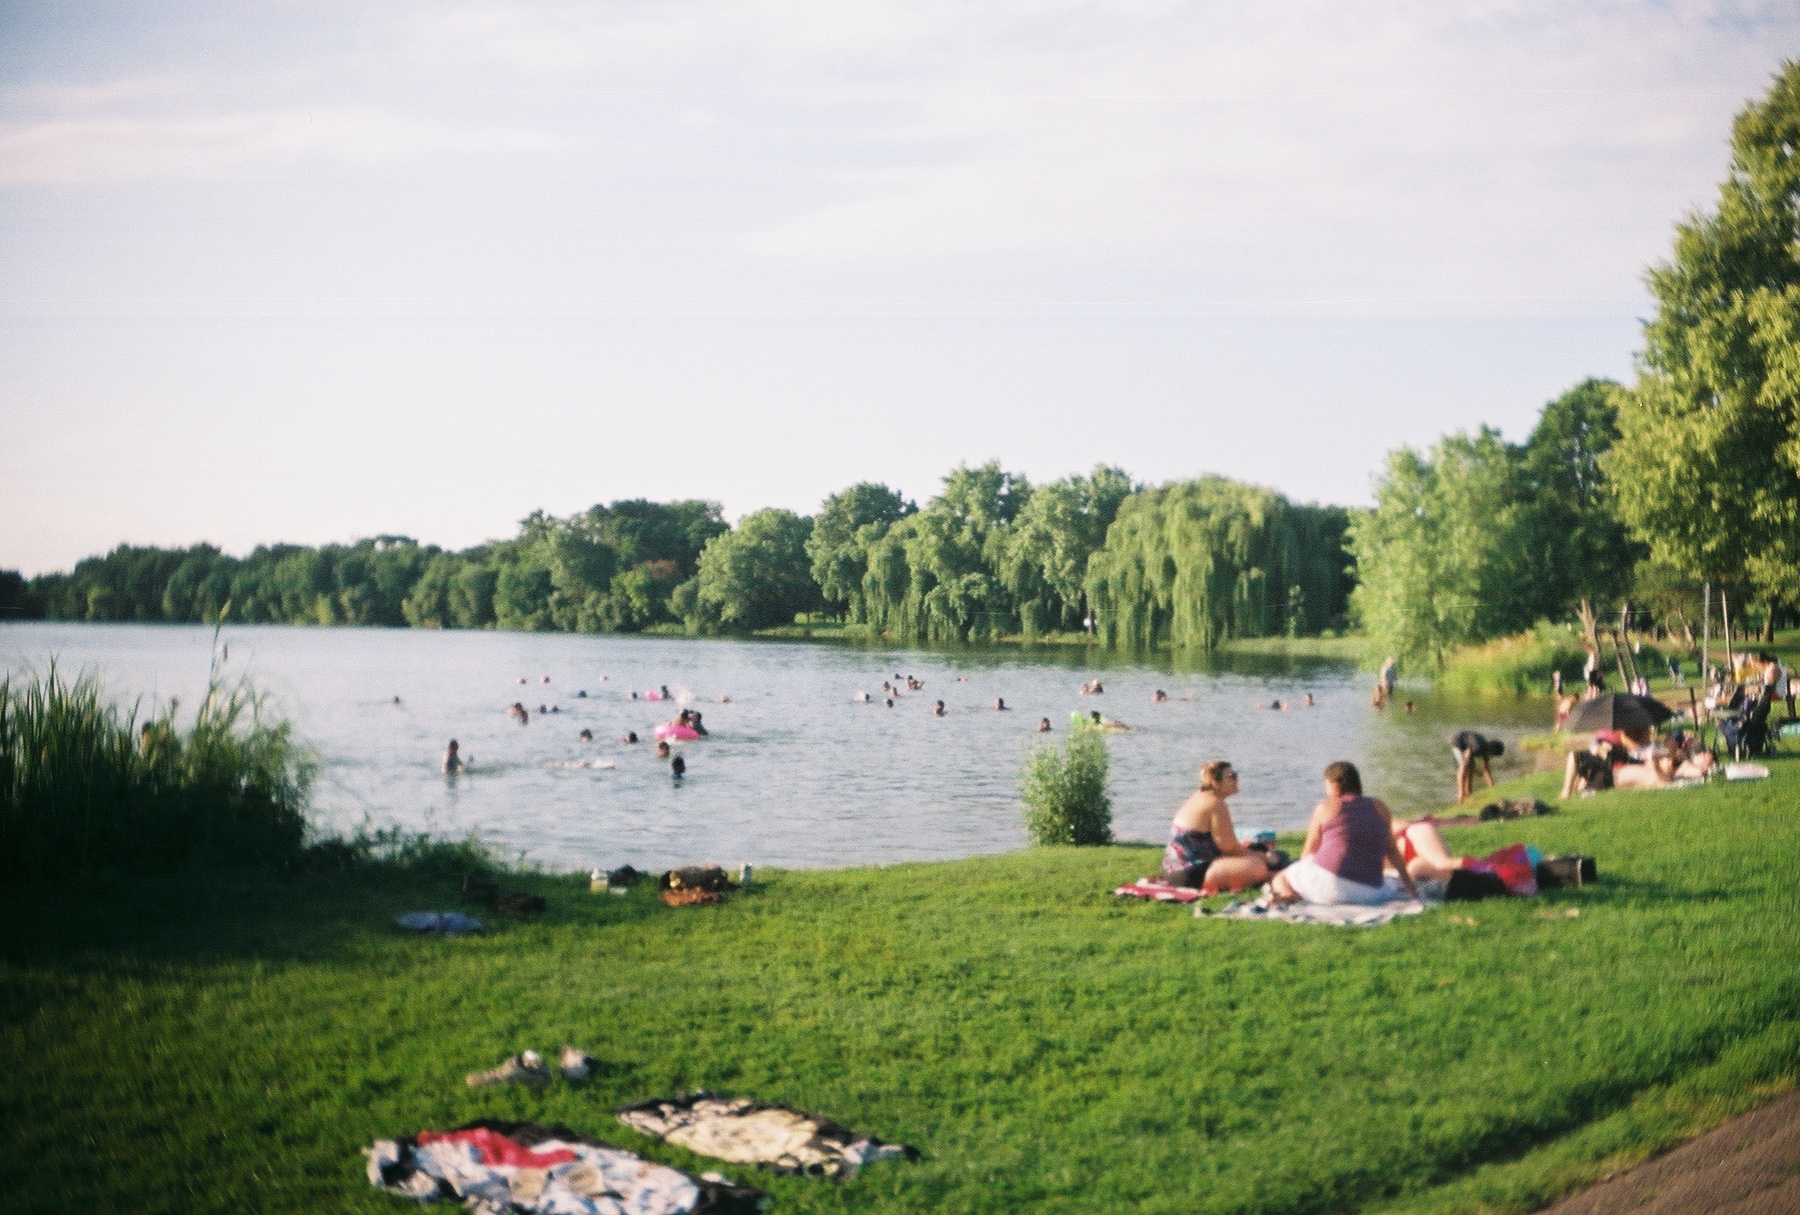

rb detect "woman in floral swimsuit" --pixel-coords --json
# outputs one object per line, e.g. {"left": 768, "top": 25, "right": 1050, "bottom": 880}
{"left": 1161, "top": 760, "right": 1273, "bottom": 890}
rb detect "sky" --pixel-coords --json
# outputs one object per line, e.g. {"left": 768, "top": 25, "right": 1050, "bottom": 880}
{"left": 2, "top": 2, "right": 1795, "bottom": 576}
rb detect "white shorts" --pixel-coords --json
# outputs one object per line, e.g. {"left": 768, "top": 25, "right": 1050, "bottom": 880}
{"left": 1280, "top": 857, "right": 1401, "bottom": 906}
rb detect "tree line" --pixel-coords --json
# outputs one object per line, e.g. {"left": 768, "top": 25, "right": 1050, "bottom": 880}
{"left": 0, "top": 467, "right": 1354, "bottom": 647}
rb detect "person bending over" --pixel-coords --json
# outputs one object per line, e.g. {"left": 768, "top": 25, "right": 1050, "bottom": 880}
{"left": 1449, "top": 731, "right": 1503, "bottom": 803}
{"left": 1161, "top": 761, "right": 1272, "bottom": 892}
{"left": 1270, "top": 762, "right": 1418, "bottom": 905}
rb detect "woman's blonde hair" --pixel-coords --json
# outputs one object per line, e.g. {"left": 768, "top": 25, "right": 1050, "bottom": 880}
{"left": 1198, "top": 760, "right": 1235, "bottom": 791}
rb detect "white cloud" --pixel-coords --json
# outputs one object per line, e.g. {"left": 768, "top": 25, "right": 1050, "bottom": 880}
{"left": 0, "top": 106, "right": 556, "bottom": 185}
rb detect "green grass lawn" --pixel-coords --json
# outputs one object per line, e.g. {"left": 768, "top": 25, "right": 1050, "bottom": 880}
{"left": 4, "top": 765, "right": 1797, "bottom": 1214}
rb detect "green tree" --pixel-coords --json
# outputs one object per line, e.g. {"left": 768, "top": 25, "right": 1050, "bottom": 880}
{"left": 1348, "top": 429, "right": 1534, "bottom": 669}
{"left": 861, "top": 461, "right": 1032, "bottom": 643}
{"left": 1084, "top": 477, "right": 1345, "bottom": 650}
{"left": 805, "top": 483, "right": 912, "bottom": 621}
{"left": 693, "top": 509, "right": 821, "bottom": 631}
{"left": 1604, "top": 61, "right": 1800, "bottom": 634}
{"left": 995, "top": 465, "right": 1135, "bottom": 638}
{"left": 1521, "top": 379, "right": 1641, "bottom": 616}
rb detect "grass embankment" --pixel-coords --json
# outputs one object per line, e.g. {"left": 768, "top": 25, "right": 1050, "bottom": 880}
{"left": 1436, "top": 625, "right": 1800, "bottom": 700}
{"left": 4, "top": 763, "right": 1798, "bottom": 1213}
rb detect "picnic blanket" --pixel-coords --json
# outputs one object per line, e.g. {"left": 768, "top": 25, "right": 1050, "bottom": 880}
{"left": 616, "top": 1094, "right": 917, "bottom": 1180}
{"left": 365, "top": 1120, "right": 767, "bottom": 1214}
{"left": 1204, "top": 894, "right": 1433, "bottom": 927}
{"left": 1113, "top": 878, "right": 1203, "bottom": 903}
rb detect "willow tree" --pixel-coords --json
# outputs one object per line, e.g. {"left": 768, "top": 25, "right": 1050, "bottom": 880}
{"left": 1084, "top": 477, "right": 1341, "bottom": 650}
{"left": 1604, "top": 61, "right": 1800, "bottom": 637}
{"left": 804, "top": 482, "right": 912, "bottom": 623}
{"left": 860, "top": 461, "right": 1031, "bottom": 643}
{"left": 994, "top": 465, "right": 1136, "bottom": 638}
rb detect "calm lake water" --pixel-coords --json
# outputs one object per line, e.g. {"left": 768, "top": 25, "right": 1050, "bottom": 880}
{"left": 2, "top": 623, "right": 1555, "bottom": 873}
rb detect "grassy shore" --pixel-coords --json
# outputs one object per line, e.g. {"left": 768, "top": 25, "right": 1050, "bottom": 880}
{"left": 4, "top": 758, "right": 1798, "bottom": 1213}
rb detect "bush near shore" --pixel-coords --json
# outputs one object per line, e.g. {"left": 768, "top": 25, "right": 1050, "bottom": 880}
{"left": 2, "top": 759, "right": 1796, "bottom": 1214}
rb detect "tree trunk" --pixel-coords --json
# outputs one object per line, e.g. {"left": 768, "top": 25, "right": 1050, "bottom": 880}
{"left": 1762, "top": 602, "right": 1776, "bottom": 643}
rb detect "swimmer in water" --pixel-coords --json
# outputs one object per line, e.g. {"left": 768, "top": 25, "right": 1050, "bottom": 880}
{"left": 659, "top": 685, "right": 671, "bottom": 700}
{"left": 995, "top": 698, "right": 1009, "bottom": 711}
{"left": 631, "top": 691, "right": 640, "bottom": 700}
{"left": 656, "top": 740, "right": 671, "bottom": 759}
{"left": 690, "top": 711, "right": 708, "bottom": 736}
{"left": 578, "top": 728, "right": 593, "bottom": 742}
{"left": 934, "top": 700, "right": 946, "bottom": 716}
{"left": 510, "top": 702, "right": 530, "bottom": 724}
{"left": 442, "top": 739, "right": 467, "bottom": 774}
{"left": 541, "top": 675, "right": 551, "bottom": 684}
{"left": 1304, "top": 692, "right": 1315, "bottom": 707}
{"left": 718, "top": 694, "right": 731, "bottom": 703}
{"left": 670, "top": 755, "right": 685, "bottom": 779}
{"left": 1038, "top": 717, "right": 1052, "bottom": 732}
{"left": 577, "top": 689, "right": 587, "bottom": 698}
{"left": 857, "top": 691, "right": 872, "bottom": 703}
{"left": 1269, "top": 699, "right": 1284, "bottom": 711}
{"left": 678, "top": 708, "right": 694, "bottom": 727}
{"left": 393, "top": 695, "right": 402, "bottom": 705}
{"left": 885, "top": 697, "right": 895, "bottom": 708}
{"left": 622, "top": 731, "right": 639, "bottom": 743}
{"left": 1152, "top": 689, "right": 1168, "bottom": 702}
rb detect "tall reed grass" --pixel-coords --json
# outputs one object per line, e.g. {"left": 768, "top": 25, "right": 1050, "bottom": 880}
{"left": 0, "top": 664, "right": 312, "bottom": 875}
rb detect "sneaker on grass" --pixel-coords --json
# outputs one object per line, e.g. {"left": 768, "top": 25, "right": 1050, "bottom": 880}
{"left": 466, "top": 1050, "right": 551, "bottom": 1088}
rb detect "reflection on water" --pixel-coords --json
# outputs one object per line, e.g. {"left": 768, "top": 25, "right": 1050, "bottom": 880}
{"left": 2, "top": 623, "right": 1558, "bottom": 872}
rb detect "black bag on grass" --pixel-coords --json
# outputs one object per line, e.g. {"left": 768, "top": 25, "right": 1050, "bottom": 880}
{"left": 1535, "top": 855, "right": 1596, "bottom": 889}
{"left": 1446, "top": 870, "right": 1509, "bottom": 901}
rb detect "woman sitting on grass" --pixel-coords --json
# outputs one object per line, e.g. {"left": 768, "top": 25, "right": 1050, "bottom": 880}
{"left": 1161, "top": 760, "right": 1272, "bottom": 891}
{"left": 1269, "top": 762, "right": 1419, "bottom": 905}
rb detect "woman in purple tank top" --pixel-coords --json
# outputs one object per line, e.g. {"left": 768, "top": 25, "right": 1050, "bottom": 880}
{"left": 1270, "top": 761, "right": 1419, "bottom": 906}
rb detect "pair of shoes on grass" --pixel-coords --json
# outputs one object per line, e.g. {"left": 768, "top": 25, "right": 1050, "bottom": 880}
{"left": 466, "top": 1046, "right": 595, "bottom": 1088}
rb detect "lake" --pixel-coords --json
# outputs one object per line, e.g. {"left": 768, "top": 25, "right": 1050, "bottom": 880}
{"left": 1, "top": 623, "right": 1554, "bottom": 873}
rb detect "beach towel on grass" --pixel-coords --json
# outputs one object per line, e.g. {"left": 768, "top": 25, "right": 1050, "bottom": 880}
{"left": 1113, "top": 878, "right": 1203, "bottom": 903}
{"left": 616, "top": 1094, "right": 918, "bottom": 1180}
{"left": 1204, "top": 894, "right": 1433, "bottom": 927}
{"left": 365, "top": 1119, "right": 767, "bottom": 1214}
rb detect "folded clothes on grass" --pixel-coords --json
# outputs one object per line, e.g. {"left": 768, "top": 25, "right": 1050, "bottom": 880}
{"left": 616, "top": 1093, "right": 918, "bottom": 1180}
{"left": 394, "top": 911, "right": 486, "bottom": 935}
{"left": 366, "top": 1120, "right": 767, "bottom": 1215}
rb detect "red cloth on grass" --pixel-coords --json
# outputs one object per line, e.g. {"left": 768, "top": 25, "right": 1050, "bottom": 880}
{"left": 416, "top": 1127, "right": 578, "bottom": 1169}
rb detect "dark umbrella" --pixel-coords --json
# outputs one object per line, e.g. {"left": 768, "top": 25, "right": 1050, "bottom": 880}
{"left": 1632, "top": 694, "right": 1676, "bottom": 726}
{"left": 1564, "top": 693, "right": 1654, "bottom": 734}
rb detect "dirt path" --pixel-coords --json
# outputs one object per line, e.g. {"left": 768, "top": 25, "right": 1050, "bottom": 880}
{"left": 1538, "top": 1088, "right": 1800, "bottom": 1214}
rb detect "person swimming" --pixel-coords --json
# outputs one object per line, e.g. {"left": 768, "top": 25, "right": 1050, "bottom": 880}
{"left": 670, "top": 755, "right": 686, "bottom": 779}
{"left": 577, "top": 689, "right": 587, "bottom": 698}
{"left": 934, "top": 700, "right": 946, "bottom": 716}
{"left": 857, "top": 691, "right": 872, "bottom": 703}
{"left": 442, "top": 739, "right": 468, "bottom": 774}
{"left": 1152, "top": 689, "right": 1168, "bottom": 702}
{"left": 510, "top": 702, "right": 530, "bottom": 724}
{"left": 689, "top": 710, "right": 708, "bottom": 736}
{"left": 656, "top": 740, "right": 671, "bottom": 759}
{"left": 1038, "top": 717, "right": 1052, "bottom": 732}
{"left": 578, "top": 728, "right": 593, "bottom": 742}
{"left": 1304, "top": 692, "right": 1315, "bottom": 707}
{"left": 622, "top": 731, "right": 640, "bottom": 743}
{"left": 994, "top": 698, "right": 1009, "bottom": 710}
{"left": 885, "top": 697, "right": 895, "bottom": 708}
